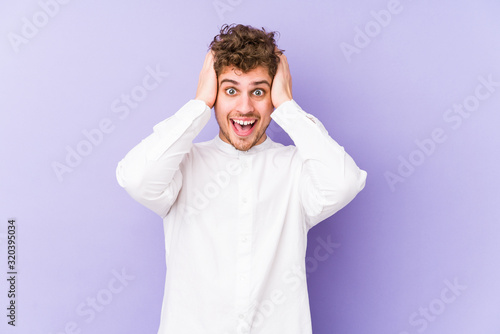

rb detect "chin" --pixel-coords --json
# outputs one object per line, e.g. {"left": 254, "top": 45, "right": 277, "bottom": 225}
{"left": 217, "top": 115, "right": 270, "bottom": 151}
{"left": 223, "top": 129, "right": 266, "bottom": 152}
{"left": 232, "top": 140, "right": 255, "bottom": 152}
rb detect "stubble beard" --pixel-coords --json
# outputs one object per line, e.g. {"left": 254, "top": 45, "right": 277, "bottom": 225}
{"left": 218, "top": 118, "right": 269, "bottom": 152}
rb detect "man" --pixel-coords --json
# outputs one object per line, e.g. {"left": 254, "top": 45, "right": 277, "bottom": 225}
{"left": 116, "top": 24, "right": 367, "bottom": 334}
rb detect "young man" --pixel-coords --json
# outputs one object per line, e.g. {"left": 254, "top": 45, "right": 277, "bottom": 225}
{"left": 116, "top": 24, "right": 367, "bottom": 334}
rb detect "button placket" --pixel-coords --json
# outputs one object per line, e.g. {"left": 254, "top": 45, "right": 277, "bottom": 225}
{"left": 234, "top": 155, "right": 253, "bottom": 318}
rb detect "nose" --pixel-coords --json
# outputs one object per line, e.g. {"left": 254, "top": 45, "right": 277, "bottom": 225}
{"left": 235, "top": 93, "right": 254, "bottom": 114}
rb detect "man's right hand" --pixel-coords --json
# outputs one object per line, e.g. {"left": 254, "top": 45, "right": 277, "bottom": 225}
{"left": 195, "top": 51, "right": 218, "bottom": 108}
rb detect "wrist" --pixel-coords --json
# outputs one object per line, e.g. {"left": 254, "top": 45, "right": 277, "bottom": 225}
{"left": 195, "top": 96, "right": 213, "bottom": 109}
{"left": 273, "top": 96, "right": 293, "bottom": 109}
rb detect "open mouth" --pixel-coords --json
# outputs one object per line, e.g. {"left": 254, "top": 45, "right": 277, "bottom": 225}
{"left": 230, "top": 118, "right": 257, "bottom": 137}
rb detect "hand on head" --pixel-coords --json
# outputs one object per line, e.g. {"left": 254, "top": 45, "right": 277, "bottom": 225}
{"left": 195, "top": 48, "right": 293, "bottom": 110}
{"left": 195, "top": 51, "right": 218, "bottom": 108}
{"left": 271, "top": 53, "right": 293, "bottom": 109}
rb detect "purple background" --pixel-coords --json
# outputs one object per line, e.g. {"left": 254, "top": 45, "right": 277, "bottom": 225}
{"left": 2, "top": 0, "right": 500, "bottom": 333}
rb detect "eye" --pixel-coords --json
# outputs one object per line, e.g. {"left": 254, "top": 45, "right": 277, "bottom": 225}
{"left": 226, "top": 88, "right": 237, "bottom": 95}
{"left": 253, "top": 89, "right": 264, "bottom": 97}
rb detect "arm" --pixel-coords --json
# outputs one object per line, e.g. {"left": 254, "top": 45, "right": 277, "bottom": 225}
{"left": 271, "top": 54, "right": 367, "bottom": 229}
{"left": 116, "top": 52, "right": 218, "bottom": 217}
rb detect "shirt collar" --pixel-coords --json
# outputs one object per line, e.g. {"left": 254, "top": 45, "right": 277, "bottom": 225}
{"left": 213, "top": 134, "right": 274, "bottom": 156}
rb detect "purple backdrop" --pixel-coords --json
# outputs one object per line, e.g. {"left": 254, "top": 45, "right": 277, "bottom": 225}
{"left": 2, "top": 0, "right": 500, "bottom": 333}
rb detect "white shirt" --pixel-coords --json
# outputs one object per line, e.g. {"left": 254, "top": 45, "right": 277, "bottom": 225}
{"left": 116, "top": 99, "right": 367, "bottom": 334}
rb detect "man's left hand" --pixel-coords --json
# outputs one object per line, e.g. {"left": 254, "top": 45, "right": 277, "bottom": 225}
{"left": 271, "top": 53, "right": 293, "bottom": 109}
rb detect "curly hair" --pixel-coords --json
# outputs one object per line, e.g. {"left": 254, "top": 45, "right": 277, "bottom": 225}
{"left": 209, "top": 24, "right": 283, "bottom": 78}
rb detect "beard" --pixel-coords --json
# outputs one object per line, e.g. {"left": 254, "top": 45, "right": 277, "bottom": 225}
{"left": 216, "top": 114, "right": 270, "bottom": 151}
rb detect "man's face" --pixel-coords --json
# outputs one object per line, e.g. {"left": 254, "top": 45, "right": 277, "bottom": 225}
{"left": 214, "top": 66, "right": 274, "bottom": 151}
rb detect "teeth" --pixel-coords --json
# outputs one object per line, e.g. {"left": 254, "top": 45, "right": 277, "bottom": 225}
{"left": 234, "top": 119, "right": 255, "bottom": 125}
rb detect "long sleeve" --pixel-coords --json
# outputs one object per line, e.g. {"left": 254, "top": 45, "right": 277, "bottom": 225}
{"left": 271, "top": 100, "right": 367, "bottom": 229}
{"left": 116, "top": 99, "right": 211, "bottom": 217}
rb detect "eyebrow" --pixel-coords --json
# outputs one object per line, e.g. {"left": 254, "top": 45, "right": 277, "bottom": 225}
{"left": 252, "top": 80, "right": 271, "bottom": 87}
{"left": 219, "top": 79, "right": 271, "bottom": 87}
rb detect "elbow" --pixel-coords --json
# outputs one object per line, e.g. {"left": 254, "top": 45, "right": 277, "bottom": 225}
{"left": 344, "top": 167, "right": 367, "bottom": 199}
{"left": 116, "top": 160, "right": 146, "bottom": 201}
{"left": 116, "top": 160, "right": 181, "bottom": 218}
{"left": 338, "top": 167, "right": 367, "bottom": 204}
{"left": 321, "top": 168, "right": 367, "bottom": 213}
{"left": 116, "top": 161, "right": 127, "bottom": 188}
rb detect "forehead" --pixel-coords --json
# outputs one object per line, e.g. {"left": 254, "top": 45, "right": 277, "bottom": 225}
{"left": 218, "top": 66, "right": 272, "bottom": 85}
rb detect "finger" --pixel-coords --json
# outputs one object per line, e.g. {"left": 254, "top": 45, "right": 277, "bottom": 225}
{"left": 277, "top": 54, "right": 289, "bottom": 72}
{"left": 203, "top": 51, "right": 214, "bottom": 69}
{"left": 280, "top": 54, "right": 289, "bottom": 69}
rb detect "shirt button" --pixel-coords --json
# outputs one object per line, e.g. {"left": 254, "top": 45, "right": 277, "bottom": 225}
{"left": 242, "top": 237, "right": 248, "bottom": 243}
{"left": 239, "top": 314, "right": 245, "bottom": 319}
{"left": 242, "top": 197, "right": 247, "bottom": 203}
